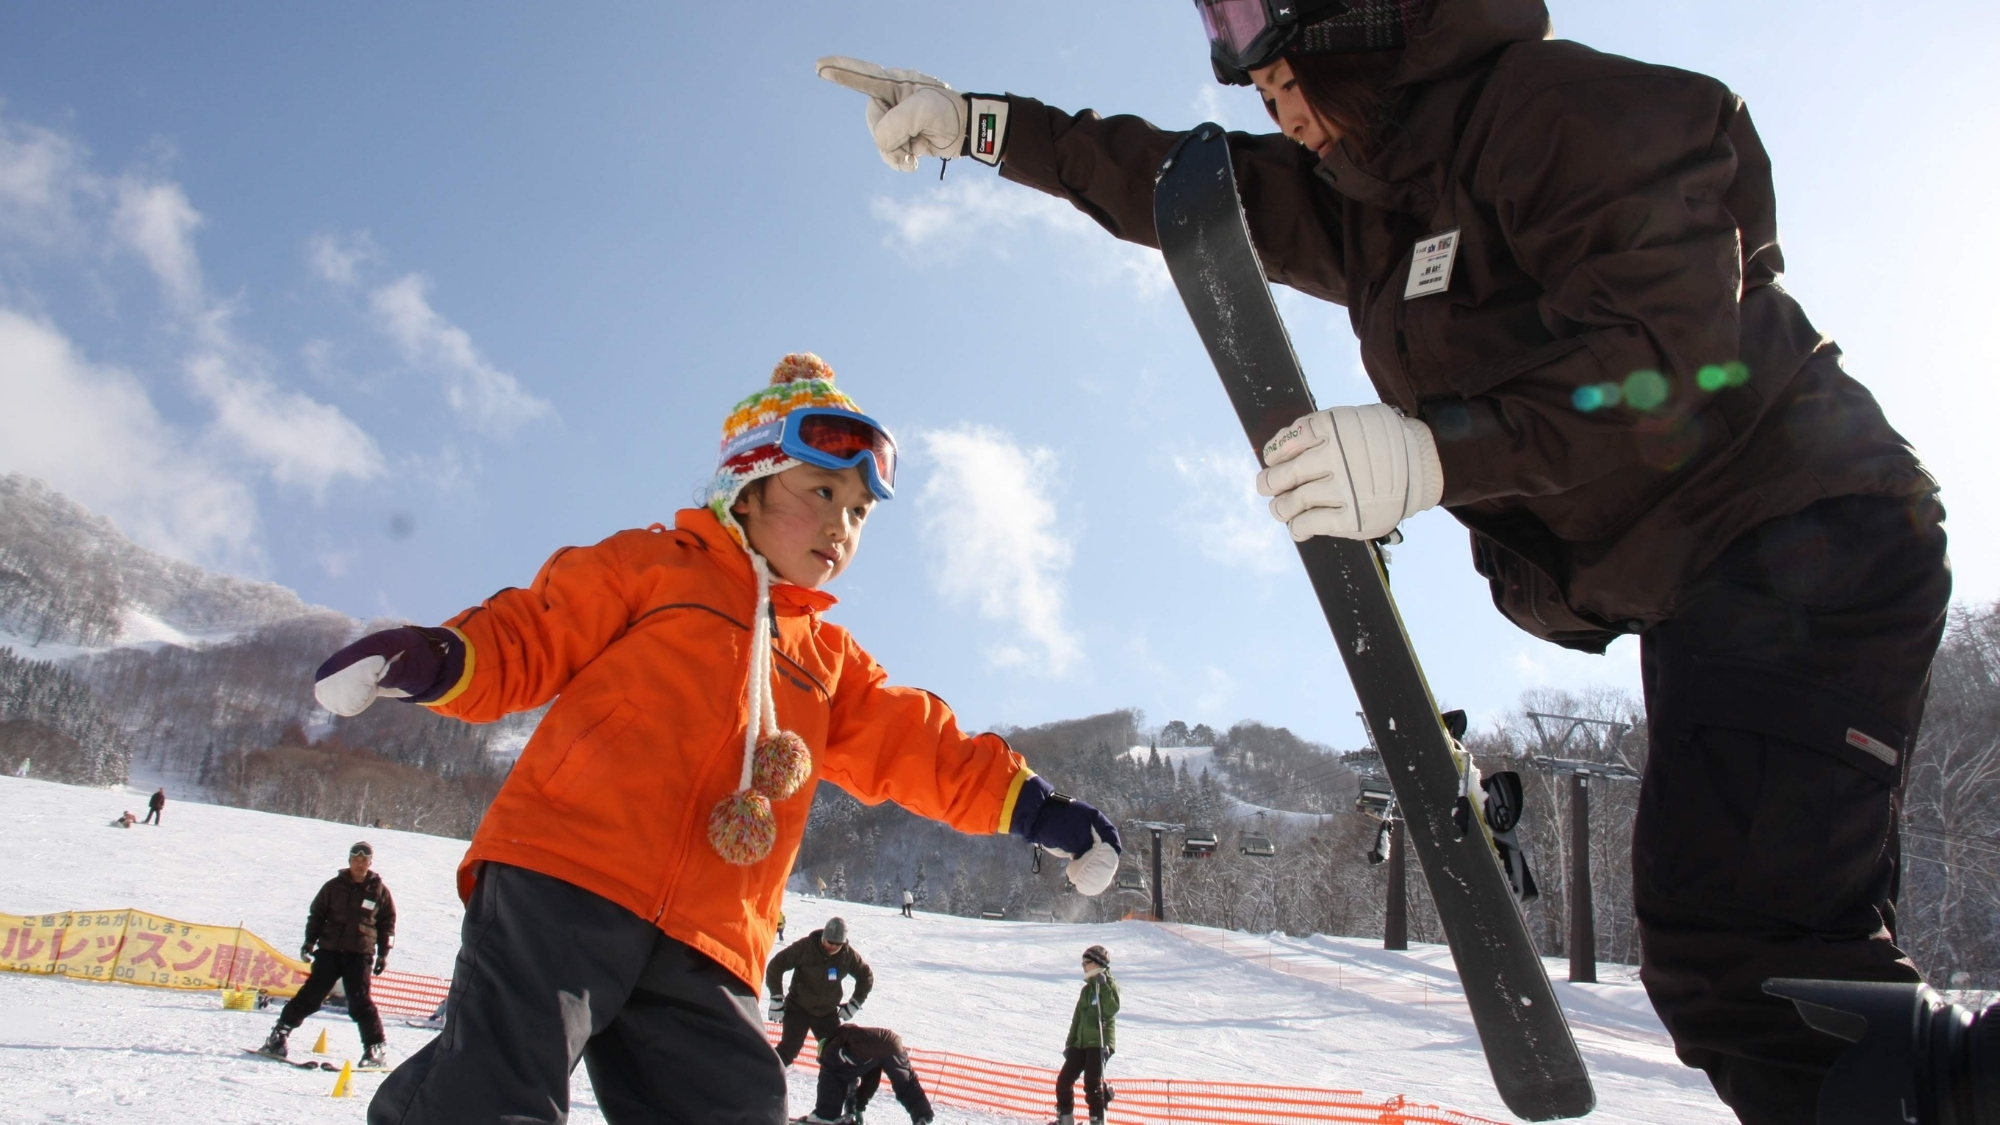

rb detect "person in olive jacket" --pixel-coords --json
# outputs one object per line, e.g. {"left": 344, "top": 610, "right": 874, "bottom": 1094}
{"left": 259, "top": 841, "right": 396, "bottom": 1067}
{"left": 1050, "top": 945, "right": 1118, "bottom": 1125}
{"left": 822, "top": 3, "right": 1951, "bottom": 1121}
{"left": 764, "top": 917, "right": 872, "bottom": 1066}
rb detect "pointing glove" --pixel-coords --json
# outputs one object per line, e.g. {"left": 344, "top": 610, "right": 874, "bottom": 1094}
{"left": 313, "top": 626, "right": 466, "bottom": 717}
{"left": 816, "top": 56, "right": 1010, "bottom": 171}
{"left": 768, "top": 996, "right": 785, "bottom": 1023}
{"left": 838, "top": 999, "right": 861, "bottom": 1021}
{"left": 1257, "top": 404, "right": 1443, "bottom": 541}
{"left": 1010, "top": 776, "right": 1122, "bottom": 896}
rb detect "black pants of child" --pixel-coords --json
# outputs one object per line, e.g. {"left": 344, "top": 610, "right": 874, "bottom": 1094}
{"left": 1633, "top": 493, "right": 1951, "bottom": 1125}
{"left": 367, "top": 863, "right": 785, "bottom": 1125}
{"left": 776, "top": 1005, "right": 842, "bottom": 1066}
{"left": 1054, "top": 1046, "right": 1107, "bottom": 1118}
{"left": 282, "top": 950, "right": 385, "bottom": 1045}
{"left": 814, "top": 1052, "right": 933, "bottom": 1122}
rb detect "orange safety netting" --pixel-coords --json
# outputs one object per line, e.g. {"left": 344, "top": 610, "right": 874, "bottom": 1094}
{"left": 767, "top": 1025, "right": 1504, "bottom": 1125}
{"left": 369, "top": 970, "right": 450, "bottom": 1019}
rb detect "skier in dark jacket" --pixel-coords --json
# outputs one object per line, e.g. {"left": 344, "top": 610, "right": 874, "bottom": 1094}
{"left": 765, "top": 918, "right": 873, "bottom": 1065}
{"left": 798, "top": 1024, "right": 934, "bottom": 1125}
{"left": 1049, "top": 945, "right": 1118, "bottom": 1125}
{"left": 260, "top": 841, "right": 396, "bottom": 1067}
{"left": 142, "top": 788, "right": 164, "bottom": 825}
{"left": 821, "top": 3, "right": 1949, "bottom": 1122}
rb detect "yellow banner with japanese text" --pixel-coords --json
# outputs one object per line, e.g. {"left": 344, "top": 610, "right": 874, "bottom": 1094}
{"left": 0, "top": 908, "right": 311, "bottom": 996}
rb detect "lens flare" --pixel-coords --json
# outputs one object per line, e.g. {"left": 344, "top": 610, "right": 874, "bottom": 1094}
{"left": 1571, "top": 382, "right": 1624, "bottom": 413}
{"left": 1696, "top": 361, "right": 1752, "bottom": 392}
{"left": 1624, "top": 370, "right": 1670, "bottom": 411}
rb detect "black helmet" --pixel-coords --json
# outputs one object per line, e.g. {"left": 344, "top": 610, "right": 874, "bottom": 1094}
{"left": 1196, "top": 0, "right": 1423, "bottom": 85}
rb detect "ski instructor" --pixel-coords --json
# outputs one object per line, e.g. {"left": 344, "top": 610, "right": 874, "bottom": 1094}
{"left": 819, "top": 3, "right": 1949, "bottom": 1122}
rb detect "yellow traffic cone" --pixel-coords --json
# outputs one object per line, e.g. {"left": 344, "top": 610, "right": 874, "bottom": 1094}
{"left": 312, "top": 1028, "right": 329, "bottom": 1055}
{"left": 329, "top": 1059, "right": 353, "bottom": 1098}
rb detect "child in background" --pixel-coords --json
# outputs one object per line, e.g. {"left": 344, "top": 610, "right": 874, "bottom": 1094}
{"left": 312, "top": 354, "right": 1122, "bottom": 1125}
{"left": 1050, "top": 944, "right": 1119, "bottom": 1125}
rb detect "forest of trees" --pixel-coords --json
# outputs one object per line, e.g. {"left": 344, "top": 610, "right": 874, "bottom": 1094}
{"left": 0, "top": 646, "right": 129, "bottom": 785}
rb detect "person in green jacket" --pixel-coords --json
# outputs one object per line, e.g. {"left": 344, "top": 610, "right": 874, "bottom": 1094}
{"left": 1049, "top": 944, "right": 1118, "bottom": 1125}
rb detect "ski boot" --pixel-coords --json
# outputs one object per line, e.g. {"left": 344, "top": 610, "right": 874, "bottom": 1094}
{"left": 360, "top": 1042, "right": 389, "bottom": 1070}
{"left": 1046, "top": 1116, "right": 1074, "bottom": 1125}
{"left": 257, "top": 1019, "right": 295, "bottom": 1059}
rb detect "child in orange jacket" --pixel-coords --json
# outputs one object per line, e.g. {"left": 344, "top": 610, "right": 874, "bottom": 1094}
{"left": 312, "top": 354, "right": 1122, "bottom": 1125}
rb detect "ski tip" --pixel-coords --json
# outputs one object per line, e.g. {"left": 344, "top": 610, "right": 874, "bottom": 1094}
{"left": 1500, "top": 1076, "right": 1596, "bottom": 1121}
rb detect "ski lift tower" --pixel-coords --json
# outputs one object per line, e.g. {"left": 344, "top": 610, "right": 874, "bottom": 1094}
{"left": 1130, "top": 821, "right": 1184, "bottom": 923}
{"left": 1524, "top": 712, "right": 1641, "bottom": 983}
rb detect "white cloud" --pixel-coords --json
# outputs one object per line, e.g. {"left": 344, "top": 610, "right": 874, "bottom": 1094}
{"left": 306, "top": 230, "right": 379, "bottom": 288}
{"left": 1170, "top": 447, "right": 1290, "bottom": 574}
{"left": 0, "top": 114, "right": 99, "bottom": 245}
{"left": 0, "top": 104, "right": 385, "bottom": 540}
{"left": 112, "top": 179, "right": 204, "bottom": 312}
{"left": 916, "top": 424, "right": 1081, "bottom": 674}
{"left": 0, "top": 308, "right": 259, "bottom": 567}
{"left": 368, "top": 273, "right": 554, "bottom": 437}
{"left": 184, "top": 348, "right": 384, "bottom": 492}
{"left": 870, "top": 178, "right": 1170, "bottom": 296}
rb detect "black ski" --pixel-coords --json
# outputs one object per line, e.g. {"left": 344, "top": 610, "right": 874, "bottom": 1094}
{"left": 1153, "top": 124, "right": 1594, "bottom": 1121}
{"left": 244, "top": 1048, "right": 336, "bottom": 1070}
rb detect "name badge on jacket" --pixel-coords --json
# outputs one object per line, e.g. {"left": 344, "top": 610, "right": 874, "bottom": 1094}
{"left": 827, "top": 967, "right": 839, "bottom": 980}
{"left": 1404, "top": 228, "right": 1460, "bottom": 299}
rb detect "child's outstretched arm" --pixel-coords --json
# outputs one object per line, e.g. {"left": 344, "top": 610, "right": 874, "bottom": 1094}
{"left": 823, "top": 633, "right": 1123, "bottom": 894}
{"left": 313, "top": 535, "right": 641, "bottom": 723}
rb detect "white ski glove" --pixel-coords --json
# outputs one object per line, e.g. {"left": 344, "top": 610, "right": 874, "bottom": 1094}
{"left": 838, "top": 999, "right": 861, "bottom": 1020}
{"left": 1044, "top": 827, "right": 1122, "bottom": 898}
{"left": 815, "top": 56, "right": 1010, "bottom": 171}
{"left": 767, "top": 996, "right": 784, "bottom": 1022}
{"left": 1257, "top": 404, "right": 1443, "bottom": 541}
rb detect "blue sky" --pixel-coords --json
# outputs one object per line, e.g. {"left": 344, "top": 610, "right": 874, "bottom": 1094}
{"left": 2, "top": 1, "right": 1994, "bottom": 749}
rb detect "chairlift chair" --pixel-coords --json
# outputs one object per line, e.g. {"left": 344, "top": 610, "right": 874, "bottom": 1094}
{"left": 1182, "top": 828, "right": 1219, "bottom": 858}
{"left": 1355, "top": 775, "right": 1395, "bottom": 817}
{"left": 1115, "top": 867, "right": 1148, "bottom": 893}
{"left": 1239, "top": 832, "right": 1277, "bottom": 858}
{"left": 979, "top": 904, "right": 1005, "bottom": 920}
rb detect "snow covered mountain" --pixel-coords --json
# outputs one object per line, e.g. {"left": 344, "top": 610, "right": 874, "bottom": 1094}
{"left": 0, "top": 473, "right": 345, "bottom": 654}
{"left": 0, "top": 774, "right": 1731, "bottom": 1125}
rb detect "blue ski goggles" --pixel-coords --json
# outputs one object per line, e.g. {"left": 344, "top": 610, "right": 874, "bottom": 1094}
{"left": 719, "top": 408, "right": 899, "bottom": 501}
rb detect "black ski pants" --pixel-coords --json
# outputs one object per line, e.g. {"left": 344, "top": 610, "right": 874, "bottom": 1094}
{"left": 367, "top": 863, "right": 785, "bottom": 1125}
{"left": 1054, "top": 1046, "right": 1107, "bottom": 1118}
{"left": 814, "top": 1051, "right": 933, "bottom": 1122}
{"left": 1633, "top": 492, "right": 1950, "bottom": 1125}
{"left": 142, "top": 807, "right": 160, "bottom": 825}
{"left": 282, "top": 950, "right": 385, "bottom": 1046}
{"left": 775, "top": 1004, "right": 842, "bottom": 1067}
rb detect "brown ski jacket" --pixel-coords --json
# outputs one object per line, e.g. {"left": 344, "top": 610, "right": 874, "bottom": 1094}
{"left": 304, "top": 870, "right": 395, "bottom": 957}
{"left": 996, "top": 0, "right": 1933, "bottom": 648}
{"left": 764, "top": 929, "right": 874, "bottom": 1016}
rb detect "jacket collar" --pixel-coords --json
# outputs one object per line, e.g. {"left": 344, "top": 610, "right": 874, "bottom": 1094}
{"left": 673, "top": 507, "right": 839, "bottom": 617}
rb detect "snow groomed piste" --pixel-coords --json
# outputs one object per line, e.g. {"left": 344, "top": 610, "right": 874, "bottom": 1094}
{"left": 0, "top": 906, "right": 1501, "bottom": 1125}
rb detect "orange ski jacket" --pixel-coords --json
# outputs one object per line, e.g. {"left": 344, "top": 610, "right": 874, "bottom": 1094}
{"left": 424, "top": 507, "right": 1032, "bottom": 988}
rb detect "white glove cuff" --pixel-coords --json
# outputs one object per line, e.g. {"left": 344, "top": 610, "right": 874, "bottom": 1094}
{"left": 1401, "top": 415, "right": 1444, "bottom": 517}
{"left": 965, "top": 96, "right": 1009, "bottom": 165}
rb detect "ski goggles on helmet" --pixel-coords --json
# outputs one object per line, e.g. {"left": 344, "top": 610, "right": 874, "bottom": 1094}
{"left": 1196, "top": 0, "right": 1400, "bottom": 85}
{"left": 720, "top": 408, "right": 899, "bottom": 501}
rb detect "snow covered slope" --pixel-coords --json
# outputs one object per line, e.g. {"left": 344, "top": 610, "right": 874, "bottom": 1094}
{"left": 0, "top": 474, "right": 347, "bottom": 655}
{"left": 0, "top": 776, "right": 1730, "bottom": 1125}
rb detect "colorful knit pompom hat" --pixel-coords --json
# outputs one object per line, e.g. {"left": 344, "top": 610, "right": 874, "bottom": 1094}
{"left": 702, "top": 353, "right": 861, "bottom": 866}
